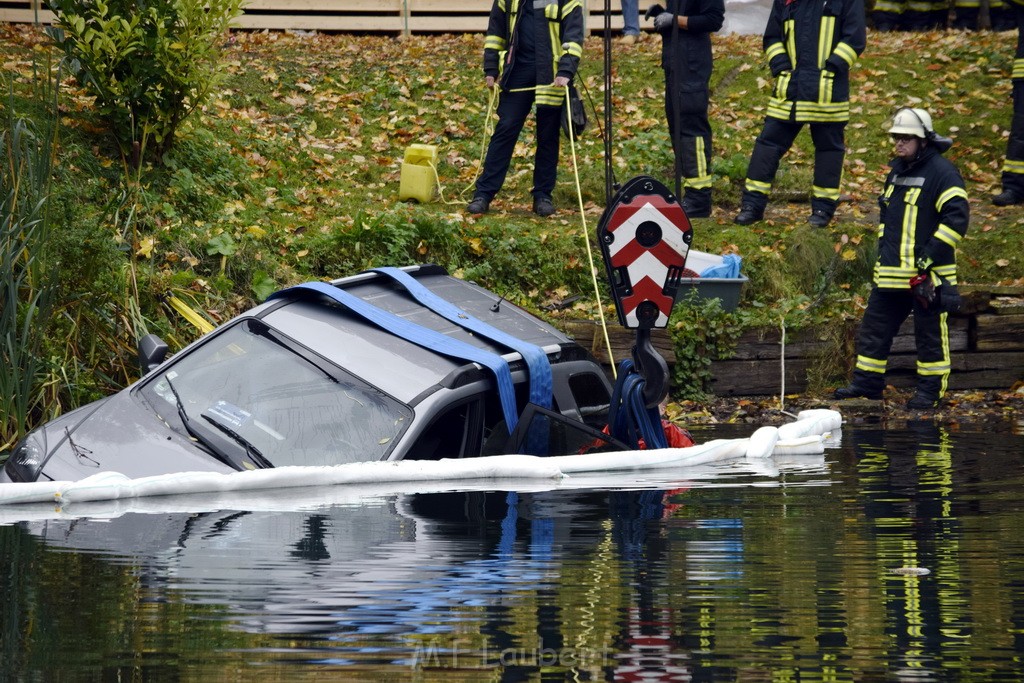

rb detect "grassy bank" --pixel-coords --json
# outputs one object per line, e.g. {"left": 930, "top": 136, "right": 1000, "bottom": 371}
{"left": 1, "top": 23, "right": 1023, "bottom": 442}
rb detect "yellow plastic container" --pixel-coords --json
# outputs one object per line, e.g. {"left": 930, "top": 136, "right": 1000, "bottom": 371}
{"left": 399, "top": 144, "right": 438, "bottom": 203}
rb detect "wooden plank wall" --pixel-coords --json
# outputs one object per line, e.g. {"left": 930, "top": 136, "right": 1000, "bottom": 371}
{"left": 0, "top": 1, "right": 629, "bottom": 34}
{"left": 565, "top": 285, "right": 1024, "bottom": 396}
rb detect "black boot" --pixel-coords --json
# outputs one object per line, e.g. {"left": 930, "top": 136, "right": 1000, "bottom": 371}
{"left": 833, "top": 384, "right": 883, "bottom": 401}
{"left": 906, "top": 393, "right": 939, "bottom": 410}
{"left": 467, "top": 196, "right": 491, "bottom": 214}
{"left": 992, "top": 189, "right": 1024, "bottom": 206}
{"left": 734, "top": 205, "right": 764, "bottom": 226}
{"left": 682, "top": 189, "right": 712, "bottom": 218}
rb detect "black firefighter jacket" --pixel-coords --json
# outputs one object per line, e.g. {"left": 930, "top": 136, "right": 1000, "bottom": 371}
{"left": 483, "top": 0, "right": 584, "bottom": 108}
{"left": 764, "top": 0, "right": 866, "bottom": 123}
{"left": 875, "top": 145, "right": 970, "bottom": 290}
{"left": 657, "top": 0, "right": 725, "bottom": 91}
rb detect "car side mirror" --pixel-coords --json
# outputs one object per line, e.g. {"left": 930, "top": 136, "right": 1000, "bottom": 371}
{"left": 138, "top": 334, "right": 169, "bottom": 375}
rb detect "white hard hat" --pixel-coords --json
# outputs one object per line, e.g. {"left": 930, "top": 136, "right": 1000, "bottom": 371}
{"left": 888, "top": 108, "right": 933, "bottom": 139}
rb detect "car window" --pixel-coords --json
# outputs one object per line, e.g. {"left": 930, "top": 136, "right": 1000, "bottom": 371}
{"left": 139, "top": 319, "right": 411, "bottom": 467}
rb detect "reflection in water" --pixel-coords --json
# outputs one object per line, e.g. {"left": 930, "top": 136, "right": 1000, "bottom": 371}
{"left": 1, "top": 425, "right": 1023, "bottom": 679}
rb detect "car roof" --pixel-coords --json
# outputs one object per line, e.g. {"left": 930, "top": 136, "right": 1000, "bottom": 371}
{"left": 258, "top": 265, "right": 576, "bottom": 404}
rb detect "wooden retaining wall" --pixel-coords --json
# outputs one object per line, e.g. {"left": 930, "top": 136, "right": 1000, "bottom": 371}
{"left": 565, "top": 284, "right": 1024, "bottom": 397}
{"left": 0, "top": 1, "right": 630, "bottom": 34}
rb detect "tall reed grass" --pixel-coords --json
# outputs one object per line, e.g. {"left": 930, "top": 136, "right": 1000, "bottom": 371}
{"left": 1, "top": 63, "right": 60, "bottom": 451}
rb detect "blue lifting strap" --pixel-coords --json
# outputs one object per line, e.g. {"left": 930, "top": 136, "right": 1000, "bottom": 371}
{"left": 608, "top": 359, "right": 667, "bottom": 450}
{"left": 268, "top": 281, "right": 521, "bottom": 431}
{"left": 372, "top": 267, "right": 553, "bottom": 409}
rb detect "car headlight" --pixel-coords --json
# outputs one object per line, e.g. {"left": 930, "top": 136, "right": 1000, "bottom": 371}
{"left": 5, "top": 431, "right": 47, "bottom": 482}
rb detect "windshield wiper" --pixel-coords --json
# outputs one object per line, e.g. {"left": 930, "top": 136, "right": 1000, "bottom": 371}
{"left": 201, "top": 412, "right": 274, "bottom": 470}
{"left": 164, "top": 375, "right": 221, "bottom": 459}
{"left": 249, "top": 319, "right": 339, "bottom": 384}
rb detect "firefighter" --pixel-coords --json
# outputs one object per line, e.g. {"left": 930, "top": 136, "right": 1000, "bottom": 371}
{"left": 834, "top": 108, "right": 969, "bottom": 410}
{"left": 992, "top": 0, "right": 1024, "bottom": 206}
{"left": 648, "top": 0, "right": 725, "bottom": 218}
{"left": 872, "top": 0, "right": 906, "bottom": 31}
{"left": 468, "top": 0, "right": 584, "bottom": 218}
{"left": 733, "top": 0, "right": 866, "bottom": 229}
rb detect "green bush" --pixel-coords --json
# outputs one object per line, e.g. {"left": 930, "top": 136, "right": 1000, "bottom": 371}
{"left": 47, "top": 0, "right": 244, "bottom": 163}
{"left": 1, "top": 74, "right": 60, "bottom": 450}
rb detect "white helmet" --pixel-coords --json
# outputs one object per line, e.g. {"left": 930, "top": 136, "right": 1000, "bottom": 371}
{"left": 889, "top": 108, "right": 933, "bottom": 139}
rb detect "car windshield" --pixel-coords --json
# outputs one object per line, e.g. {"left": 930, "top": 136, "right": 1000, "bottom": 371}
{"left": 139, "top": 319, "right": 411, "bottom": 468}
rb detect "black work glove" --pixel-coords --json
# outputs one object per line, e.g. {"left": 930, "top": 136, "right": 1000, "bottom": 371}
{"left": 645, "top": 4, "right": 666, "bottom": 20}
{"left": 910, "top": 273, "right": 935, "bottom": 309}
{"left": 910, "top": 256, "right": 935, "bottom": 309}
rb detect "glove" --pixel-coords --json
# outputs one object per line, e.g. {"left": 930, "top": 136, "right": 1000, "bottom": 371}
{"left": 910, "top": 273, "right": 935, "bottom": 309}
{"left": 644, "top": 4, "right": 666, "bottom": 20}
{"left": 653, "top": 11, "right": 675, "bottom": 31}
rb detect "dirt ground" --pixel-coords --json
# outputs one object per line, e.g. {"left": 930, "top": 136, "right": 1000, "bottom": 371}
{"left": 668, "top": 386, "right": 1024, "bottom": 432}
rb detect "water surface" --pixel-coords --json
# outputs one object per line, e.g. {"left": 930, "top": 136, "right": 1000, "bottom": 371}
{"left": 2, "top": 422, "right": 1023, "bottom": 680}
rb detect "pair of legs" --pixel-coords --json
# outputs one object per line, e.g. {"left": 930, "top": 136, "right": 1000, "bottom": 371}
{"left": 839, "top": 288, "right": 951, "bottom": 406}
{"left": 665, "top": 80, "right": 713, "bottom": 217}
{"left": 621, "top": 0, "right": 640, "bottom": 36}
{"left": 995, "top": 5, "right": 1024, "bottom": 205}
{"left": 738, "top": 117, "right": 846, "bottom": 223}
{"left": 474, "top": 88, "right": 561, "bottom": 206}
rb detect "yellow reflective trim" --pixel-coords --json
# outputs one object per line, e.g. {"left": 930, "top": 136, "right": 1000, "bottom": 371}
{"left": 834, "top": 42, "right": 857, "bottom": 66}
{"left": 485, "top": 36, "right": 506, "bottom": 50}
{"left": 936, "top": 186, "right": 968, "bottom": 208}
{"left": 562, "top": 0, "right": 583, "bottom": 15}
{"left": 1003, "top": 158, "right": 1024, "bottom": 174}
{"left": 563, "top": 41, "right": 583, "bottom": 58}
{"left": 935, "top": 224, "right": 963, "bottom": 247}
{"left": 785, "top": 20, "right": 796, "bottom": 63}
{"left": 819, "top": 17, "right": 834, "bottom": 68}
{"left": 745, "top": 179, "right": 771, "bottom": 193}
{"left": 856, "top": 356, "right": 888, "bottom": 373}
{"left": 695, "top": 136, "right": 707, "bottom": 180}
{"left": 901, "top": 187, "right": 920, "bottom": 272}
{"left": 812, "top": 185, "right": 841, "bottom": 200}
{"left": 766, "top": 42, "right": 787, "bottom": 60}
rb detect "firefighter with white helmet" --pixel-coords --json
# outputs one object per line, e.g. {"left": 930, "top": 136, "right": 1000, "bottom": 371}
{"left": 834, "top": 107, "right": 969, "bottom": 410}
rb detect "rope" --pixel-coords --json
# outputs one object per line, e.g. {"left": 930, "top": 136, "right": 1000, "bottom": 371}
{"left": 426, "top": 78, "right": 618, "bottom": 373}
{"left": 564, "top": 83, "right": 616, "bottom": 375}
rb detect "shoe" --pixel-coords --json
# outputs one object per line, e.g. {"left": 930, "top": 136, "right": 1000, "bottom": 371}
{"left": 533, "top": 197, "right": 555, "bottom": 217}
{"left": 833, "top": 385, "right": 883, "bottom": 401}
{"left": 733, "top": 205, "right": 763, "bottom": 226}
{"left": 809, "top": 210, "right": 832, "bottom": 228}
{"left": 992, "top": 190, "right": 1024, "bottom": 206}
{"left": 620, "top": 34, "right": 637, "bottom": 45}
{"left": 906, "top": 393, "right": 938, "bottom": 410}
{"left": 467, "top": 196, "right": 490, "bottom": 214}
{"left": 681, "top": 201, "right": 711, "bottom": 219}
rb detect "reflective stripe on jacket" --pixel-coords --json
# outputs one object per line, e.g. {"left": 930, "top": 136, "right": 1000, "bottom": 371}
{"left": 483, "top": 0, "right": 584, "bottom": 107}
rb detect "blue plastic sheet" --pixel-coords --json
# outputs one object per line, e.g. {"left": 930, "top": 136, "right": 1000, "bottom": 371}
{"left": 699, "top": 253, "right": 743, "bottom": 279}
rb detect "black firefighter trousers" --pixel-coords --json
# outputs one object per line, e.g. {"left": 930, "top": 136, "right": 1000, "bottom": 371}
{"left": 665, "top": 79, "right": 713, "bottom": 212}
{"left": 1001, "top": 4, "right": 1024, "bottom": 196}
{"left": 475, "top": 88, "right": 562, "bottom": 202}
{"left": 849, "top": 287, "right": 952, "bottom": 400}
{"left": 741, "top": 118, "right": 846, "bottom": 216}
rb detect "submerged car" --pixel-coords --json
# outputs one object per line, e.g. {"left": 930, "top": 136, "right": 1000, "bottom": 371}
{"left": 2, "top": 265, "right": 626, "bottom": 484}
